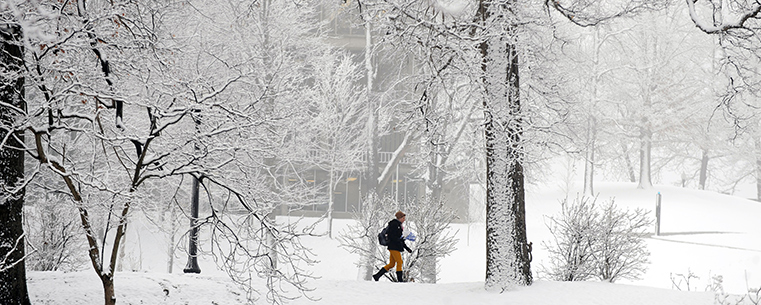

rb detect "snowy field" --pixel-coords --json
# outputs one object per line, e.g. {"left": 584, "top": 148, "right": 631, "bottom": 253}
{"left": 27, "top": 182, "right": 761, "bottom": 304}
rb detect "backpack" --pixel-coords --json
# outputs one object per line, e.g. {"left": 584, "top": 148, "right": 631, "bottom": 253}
{"left": 378, "top": 226, "right": 389, "bottom": 246}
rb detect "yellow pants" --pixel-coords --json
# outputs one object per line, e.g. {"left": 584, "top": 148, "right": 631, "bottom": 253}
{"left": 383, "top": 250, "right": 403, "bottom": 272}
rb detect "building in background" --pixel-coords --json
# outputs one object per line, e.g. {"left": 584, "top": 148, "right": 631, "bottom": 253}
{"left": 273, "top": 4, "right": 474, "bottom": 222}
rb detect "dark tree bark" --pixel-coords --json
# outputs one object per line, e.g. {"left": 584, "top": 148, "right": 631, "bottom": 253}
{"left": 479, "top": 0, "right": 532, "bottom": 291}
{"left": 0, "top": 24, "right": 31, "bottom": 305}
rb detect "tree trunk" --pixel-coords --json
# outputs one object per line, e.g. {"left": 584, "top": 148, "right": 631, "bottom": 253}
{"left": 756, "top": 150, "right": 761, "bottom": 202}
{"left": 584, "top": 26, "right": 602, "bottom": 197}
{"left": 638, "top": 19, "right": 656, "bottom": 190}
{"left": 362, "top": 18, "right": 379, "bottom": 281}
{"left": 618, "top": 142, "right": 636, "bottom": 182}
{"left": 0, "top": 24, "right": 31, "bottom": 305}
{"left": 164, "top": 201, "right": 177, "bottom": 273}
{"left": 698, "top": 149, "right": 709, "bottom": 190}
{"left": 427, "top": 138, "right": 444, "bottom": 203}
{"left": 328, "top": 169, "right": 335, "bottom": 238}
{"left": 167, "top": 229, "right": 175, "bottom": 273}
{"left": 183, "top": 176, "right": 201, "bottom": 273}
{"left": 422, "top": 152, "right": 443, "bottom": 284}
{"left": 637, "top": 124, "right": 653, "bottom": 189}
{"left": 583, "top": 117, "right": 596, "bottom": 196}
{"left": 479, "top": 0, "right": 532, "bottom": 291}
{"left": 267, "top": 212, "right": 278, "bottom": 271}
{"left": 102, "top": 277, "right": 115, "bottom": 305}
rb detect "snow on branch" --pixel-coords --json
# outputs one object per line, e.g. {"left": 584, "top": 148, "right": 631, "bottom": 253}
{"left": 547, "top": 0, "right": 669, "bottom": 27}
{"left": 685, "top": 0, "right": 761, "bottom": 34}
{"left": 0, "top": 233, "right": 31, "bottom": 273}
{"left": 377, "top": 131, "right": 412, "bottom": 186}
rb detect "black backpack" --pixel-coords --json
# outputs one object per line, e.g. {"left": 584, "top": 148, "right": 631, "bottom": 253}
{"left": 378, "top": 226, "right": 389, "bottom": 246}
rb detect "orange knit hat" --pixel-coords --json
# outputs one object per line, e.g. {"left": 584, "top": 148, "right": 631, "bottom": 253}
{"left": 395, "top": 211, "right": 406, "bottom": 219}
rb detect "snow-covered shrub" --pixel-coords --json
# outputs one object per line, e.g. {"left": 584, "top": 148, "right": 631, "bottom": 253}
{"left": 338, "top": 194, "right": 397, "bottom": 281}
{"left": 402, "top": 195, "right": 458, "bottom": 283}
{"left": 595, "top": 200, "right": 652, "bottom": 282}
{"left": 669, "top": 268, "right": 701, "bottom": 291}
{"left": 714, "top": 285, "right": 761, "bottom": 305}
{"left": 542, "top": 196, "right": 599, "bottom": 281}
{"left": 677, "top": 270, "right": 761, "bottom": 305}
{"left": 542, "top": 196, "right": 652, "bottom": 282}
{"left": 338, "top": 194, "right": 457, "bottom": 283}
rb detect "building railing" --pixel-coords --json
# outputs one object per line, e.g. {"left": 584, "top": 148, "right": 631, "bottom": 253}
{"left": 295, "top": 150, "right": 416, "bottom": 165}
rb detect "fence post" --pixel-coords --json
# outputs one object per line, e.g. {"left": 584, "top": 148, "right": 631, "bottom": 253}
{"left": 655, "top": 192, "right": 661, "bottom": 236}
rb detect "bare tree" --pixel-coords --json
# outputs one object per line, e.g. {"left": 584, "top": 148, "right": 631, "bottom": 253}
{"left": 308, "top": 53, "right": 367, "bottom": 238}
{"left": 615, "top": 5, "right": 712, "bottom": 189}
{"left": 2, "top": 1, "right": 339, "bottom": 305}
{"left": 338, "top": 2, "right": 423, "bottom": 280}
{"left": 684, "top": 0, "right": 761, "bottom": 198}
{"left": 167, "top": 1, "right": 349, "bottom": 302}
{"left": 557, "top": 23, "right": 636, "bottom": 195}
{"left": 6, "top": 2, "right": 203, "bottom": 303}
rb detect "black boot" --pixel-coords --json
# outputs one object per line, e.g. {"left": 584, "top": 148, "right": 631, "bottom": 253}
{"left": 372, "top": 268, "right": 387, "bottom": 281}
{"left": 396, "top": 271, "right": 404, "bottom": 282}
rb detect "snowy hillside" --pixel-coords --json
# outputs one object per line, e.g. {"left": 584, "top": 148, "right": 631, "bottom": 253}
{"left": 27, "top": 182, "right": 761, "bottom": 304}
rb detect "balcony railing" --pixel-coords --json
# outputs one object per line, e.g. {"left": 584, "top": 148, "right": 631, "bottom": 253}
{"left": 295, "top": 150, "right": 416, "bottom": 165}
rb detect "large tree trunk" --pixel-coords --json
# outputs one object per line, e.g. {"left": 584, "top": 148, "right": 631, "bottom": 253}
{"left": 0, "top": 24, "right": 31, "bottom": 305}
{"left": 479, "top": 0, "right": 532, "bottom": 291}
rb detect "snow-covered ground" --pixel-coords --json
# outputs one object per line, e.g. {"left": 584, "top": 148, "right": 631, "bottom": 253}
{"left": 27, "top": 181, "right": 761, "bottom": 304}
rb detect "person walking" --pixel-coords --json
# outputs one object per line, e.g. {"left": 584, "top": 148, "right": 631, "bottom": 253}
{"left": 373, "top": 211, "right": 413, "bottom": 282}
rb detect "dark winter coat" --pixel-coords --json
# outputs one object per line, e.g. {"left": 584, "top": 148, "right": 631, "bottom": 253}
{"left": 386, "top": 219, "right": 411, "bottom": 252}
